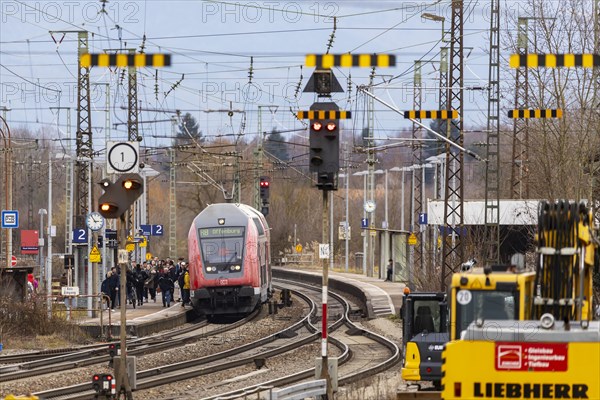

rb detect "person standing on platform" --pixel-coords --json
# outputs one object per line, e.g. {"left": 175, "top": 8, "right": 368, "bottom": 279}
{"left": 385, "top": 259, "right": 393, "bottom": 282}
{"left": 108, "top": 267, "right": 119, "bottom": 310}
{"left": 168, "top": 261, "right": 180, "bottom": 302}
{"left": 144, "top": 264, "right": 157, "bottom": 303}
{"left": 135, "top": 264, "right": 147, "bottom": 306}
{"left": 179, "top": 263, "right": 190, "bottom": 307}
{"left": 158, "top": 269, "right": 174, "bottom": 307}
{"left": 101, "top": 272, "right": 111, "bottom": 310}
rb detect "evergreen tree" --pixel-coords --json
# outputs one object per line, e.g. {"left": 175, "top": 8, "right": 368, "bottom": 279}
{"left": 174, "top": 113, "right": 203, "bottom": 146}
{"left": 264, "top": 129, "right": 289, "bottom": 161}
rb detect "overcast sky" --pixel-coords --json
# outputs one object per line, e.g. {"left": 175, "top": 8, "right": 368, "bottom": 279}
{"left": 0, "top": 0, "right": 532, "bottom": 157}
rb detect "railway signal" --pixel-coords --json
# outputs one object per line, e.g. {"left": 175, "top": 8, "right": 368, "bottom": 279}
{"left": 98, "top": 174, "right": 144, "bottom": 219}
{"left": 307, "top": 102, "right": 341, "bottom": 190}
{"left": 259, "top": 176, "right": 270, "bottom": 216}
{"left": 92, "top": 373, "right": 116, "bottom": 397}
{"left": 259, "top": 176, "right": 270, "bottom": 201}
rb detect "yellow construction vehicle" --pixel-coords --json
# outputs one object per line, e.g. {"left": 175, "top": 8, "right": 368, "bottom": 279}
{"left": 400, "top": 263, "right": 535, "bottom": 391}
{"left": 441, "top": 200, "right": 600, "bottom": 400}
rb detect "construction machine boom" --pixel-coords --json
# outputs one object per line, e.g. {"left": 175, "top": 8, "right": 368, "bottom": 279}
{"left": 441, "top": 200, "right": 600, "bottom": 400}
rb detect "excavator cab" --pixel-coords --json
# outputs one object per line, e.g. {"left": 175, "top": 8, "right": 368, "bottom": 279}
{"left": 400, "top": 290, "right": 448, "bottom": 389}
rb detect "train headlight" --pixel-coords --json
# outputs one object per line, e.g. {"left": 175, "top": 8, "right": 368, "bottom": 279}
{"left": 235, "top": 265, "right": 241, "bottom": 271}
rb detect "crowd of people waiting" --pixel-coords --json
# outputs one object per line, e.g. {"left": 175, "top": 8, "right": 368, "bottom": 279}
{"left": 100, "top": 257, "right": 190, "bottom": 311}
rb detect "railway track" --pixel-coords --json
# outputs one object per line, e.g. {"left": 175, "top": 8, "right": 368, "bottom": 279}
{"left": 6, "top": 279, "right": 398, "bottom": 399}
{"left": 198, "top": 279, "right": 400, "bottom": 399}
{"left": 0, "top": 310, "right": 261, "bottom": 382}
{"left": 29, "top": 287, "right": 317, "bottom": 399}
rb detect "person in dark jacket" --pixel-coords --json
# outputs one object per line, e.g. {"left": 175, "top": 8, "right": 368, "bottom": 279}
{"left": 100, "top": 272, "right": 111, "bottom": 310}
{"left": 135, "top": 264, "right": 147, "bottom": 306}
{"left": 178, "top": 263, "right": 190, "bottom": 307}
{"left": 108, "top": 267, "right": 120, "bottom": 310}
{"left": 126, "top": 268, "right": 138, "bottom": 308}
{"left": 157, "top": 270, "right": 174, "bottom": 307}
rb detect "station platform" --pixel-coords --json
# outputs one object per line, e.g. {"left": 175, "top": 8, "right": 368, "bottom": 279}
{"left": 272, "top": 266, "right": 405, "bottom": 319}
{"left": 76, "top": 299, "right": 193, "bottom": 338}
{"left": 75, "top": 267, "right": 404, "bottom": 339}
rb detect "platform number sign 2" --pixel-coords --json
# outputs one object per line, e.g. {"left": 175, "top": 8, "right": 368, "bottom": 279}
{"left": 72, "top": 228, "right": 88, "bottom": 244}
{"left": 151, "top": 224, "right": 163, "bottom": 236}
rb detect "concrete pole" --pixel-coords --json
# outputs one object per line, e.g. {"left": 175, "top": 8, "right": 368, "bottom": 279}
{"left": 87, "top": 162, "right": 93, "bottom": 316}
{"left": 345, "top": 168, "right": 349, "bottom": 272}
{"left": 410, "top": 168, "right": 415, "bottom": 284}
{"left": 47, "top": 152, "right": 53, "bottom": 316}
{"left": 421, "top": 166, "right": 427, "bottom": 272}
{"left": 362, "top": 173, "right": 367, "bottom": 275}
{"left": 401, "top": 169, "right": 406, "bottom": 230}
{"left": 320, "top": 189, "right": 333, "bottom": 398}
{"left": 115, "top": 213, "right": 132, "bottom": 397}
{"left": 330, "top": 188, "right": 334, "bottom": 270}
{"left": 383, "top": 169, "right": 389, "bottom": 279}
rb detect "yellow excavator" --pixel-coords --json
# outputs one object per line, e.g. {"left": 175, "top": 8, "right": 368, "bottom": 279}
{"left": 441, "top": 200, "right": 600, "bottom": 400}
{"left": 401, "top": 261, "right": 536, "bottom": 392}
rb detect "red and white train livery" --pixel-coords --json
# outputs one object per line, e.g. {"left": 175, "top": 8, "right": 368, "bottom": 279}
{"left": 187, "top": 203, "right": 271, "bottom": 315}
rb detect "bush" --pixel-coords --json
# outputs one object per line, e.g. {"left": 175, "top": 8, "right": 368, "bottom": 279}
{"left": 0, "top": 295, "right": 90, "bottom": 346}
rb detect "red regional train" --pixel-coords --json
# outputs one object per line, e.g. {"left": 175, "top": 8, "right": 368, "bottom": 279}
{"left": 187, "top": 203, "right": 272, "bottom": 315}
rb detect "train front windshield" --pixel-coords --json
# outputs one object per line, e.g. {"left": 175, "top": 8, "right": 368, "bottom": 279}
{"left": 199, "top": 227, "right": 245, "bottom": 273}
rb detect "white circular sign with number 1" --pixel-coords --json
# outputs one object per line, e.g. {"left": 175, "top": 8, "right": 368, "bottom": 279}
{"left": 107, "top": 141, "right": 139, "bottom": 173}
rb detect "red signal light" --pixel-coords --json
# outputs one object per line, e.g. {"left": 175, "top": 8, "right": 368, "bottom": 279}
{"left": 260, "top": 181, "right": 269, "bottom": 187}
{"left": 93, "top": 375, "right": 100, "bottom": 381}
{"left": 326, "top": 122, "right": 337, "bottom": 131}
{"left": 312, "top": 121, "right": 323, "bottom": 131}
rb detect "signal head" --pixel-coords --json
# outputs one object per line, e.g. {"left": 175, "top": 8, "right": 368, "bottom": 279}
{"left": 311, "top": 121, "right": 323, "bottom": 131}
{"left": 98, "top": 178, "right": 112, "bottom": 189}
{"left": 326, "top": 122, "right": 337, "bottom": 132}
{"left": 98, "top": 173, "right": 144, "bottom": 219}
{"left": 259, "top": 176, "right": 270, "bottom": 202}
{"left": 122, "top": 178, "right": 142, "bottom": 190}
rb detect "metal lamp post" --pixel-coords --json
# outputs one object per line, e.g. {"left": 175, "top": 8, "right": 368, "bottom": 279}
{"left": 338, "top": 172, "right": 350, "bottom": 272}
{"left": 373, "top": 169, "right": 385, "bottom": 278}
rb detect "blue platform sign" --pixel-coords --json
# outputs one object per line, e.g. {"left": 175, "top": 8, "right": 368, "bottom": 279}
{"left": 1, "top": 210, "right": 18, "bottom": 228}
{"left": 151, "top": 224, "right": 164, "bottom": 236}
{"left": 140, "top": 224, "right": 152, "bottom": 236}
{"left": 419, "top": 213, "right": 428, "bottom": 225}
{"left": 72, "top": 228, "right": 88, "bottom": 244}
{"left": 361, "top": 218, "right": 369, "bottom": 228}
